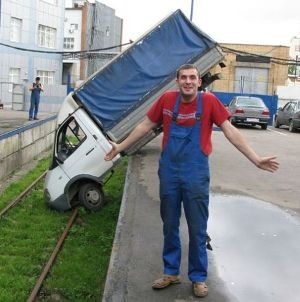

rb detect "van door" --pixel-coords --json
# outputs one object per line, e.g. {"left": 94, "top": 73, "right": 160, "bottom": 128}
{"left": 55, "top": 109, "right": 116, "bottom": 181}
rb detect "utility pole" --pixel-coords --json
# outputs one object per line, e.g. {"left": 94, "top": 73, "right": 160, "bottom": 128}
{"left": 295, "top": 55, "right": 298, "bottom": 86}
{"left": 190, "top": 0, "right": 194, "bottom": 21}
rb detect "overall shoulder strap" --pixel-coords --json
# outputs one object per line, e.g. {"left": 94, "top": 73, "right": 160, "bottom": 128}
{"left": 172, "top": 94, "right": 181, "bottom": 121}
{"left": 195, "top": 92, "right": 202, "bottom": 121}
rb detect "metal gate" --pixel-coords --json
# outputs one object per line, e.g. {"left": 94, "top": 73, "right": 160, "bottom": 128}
{"left": 12, "top": 84, "right": 25, "bottom": 110}
{"left": 0, "top": 82, "right": 13, "bottom": 107}
{"left": 234, "top": 67, "right": 269, "bottom": 95}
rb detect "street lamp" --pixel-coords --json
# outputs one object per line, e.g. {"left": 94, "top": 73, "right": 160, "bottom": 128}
{"left": 190, "top": 0, "right": 194, "bottom": 21}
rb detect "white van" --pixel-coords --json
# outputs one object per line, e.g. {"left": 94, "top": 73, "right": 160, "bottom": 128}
{"left": 44, "top": 94, "right": 121, "bottom": 211}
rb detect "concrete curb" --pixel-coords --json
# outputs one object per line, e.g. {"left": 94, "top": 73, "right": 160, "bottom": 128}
{"left": 102, "top": 157, "right": 133, "bottom": 302}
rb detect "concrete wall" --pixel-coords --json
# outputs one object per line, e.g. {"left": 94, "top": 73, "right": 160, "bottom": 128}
{"left": 210, "top": 44, "right": 289, "bottom": 95}
{"left": 0, "top": 116, "right": 57, "bottom": 181}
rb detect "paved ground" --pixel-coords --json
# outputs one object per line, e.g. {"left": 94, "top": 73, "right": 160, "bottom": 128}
{"left": 102, "top": 134, "right": 300, "bottom": 302}
{"left": 0, "top": 109, "right": 54, "bottom": 134}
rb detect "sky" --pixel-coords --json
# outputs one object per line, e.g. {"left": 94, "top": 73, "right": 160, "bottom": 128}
{"left": 98, "top": 0, "right": 300, "bottom": 47}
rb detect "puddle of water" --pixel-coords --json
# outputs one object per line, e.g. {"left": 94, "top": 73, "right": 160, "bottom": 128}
{"left": 208, "top": 194, "right": 300, "bottom": 302}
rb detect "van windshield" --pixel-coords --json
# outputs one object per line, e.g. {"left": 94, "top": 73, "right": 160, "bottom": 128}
{"left": 56, "top": 117, "right": 86, "bottom": 161}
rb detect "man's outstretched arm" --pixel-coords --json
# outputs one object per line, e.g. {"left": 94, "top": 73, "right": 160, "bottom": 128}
{"left": 220, "top": 120, "right": 279, "bottom": 173}
{"left": 105, "top": 117, "right": 158, "bottom": 161}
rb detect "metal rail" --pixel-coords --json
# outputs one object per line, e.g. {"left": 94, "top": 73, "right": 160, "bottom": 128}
{"left": 0, "top": 170, "right": 48, "bottom": 218}
{"left": 27, "top": 208, "right": 79, "bottom": 302}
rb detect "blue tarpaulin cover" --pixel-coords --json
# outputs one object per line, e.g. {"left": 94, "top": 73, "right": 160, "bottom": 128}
{"left": 75, "top": 9, "right": 217, "bottom": 131}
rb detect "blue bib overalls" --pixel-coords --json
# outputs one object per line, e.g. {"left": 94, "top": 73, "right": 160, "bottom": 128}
{"left": 158, "top": 93, "right": 210, "bottom": 282}
{"left": 29, "top": 85, "right": 41, "bottom": 119}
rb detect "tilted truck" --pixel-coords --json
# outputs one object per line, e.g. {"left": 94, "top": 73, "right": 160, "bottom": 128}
{"left": 44, "top": 9, "right": 224, "bottom": 211}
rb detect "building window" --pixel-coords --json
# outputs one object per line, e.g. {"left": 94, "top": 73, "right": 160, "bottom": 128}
{"left": 37, "top": 70, "right": 55, "bottom": 85}
{"left": 64, "top": 37, "right": 75, "bottom": 49}
{"left": 236, "top": 55, "right": 270, "bottom": 64}
{"left": 38, "top": 25, "right": 56, "bottom": 48}
{"left": 9, "top": 68, "right": 21, "bottom": 92}
{"left": 106, "top": 26, "right": 110, "bottom": 37}
{"left": 70, "top": 23, "right": 78, "bottom": 30}
{"left": 294, "top": 45, "right": 300, "bottom": 52}
{"left": 9, "top": 68, "right": 20, "bottom": 83}
{"left": 10, "top": 17, "right": 22, "bottom": 42}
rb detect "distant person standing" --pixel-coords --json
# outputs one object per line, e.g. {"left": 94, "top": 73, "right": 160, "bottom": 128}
{"left": 29, "top": 77, "right": 44, "bottom": 121}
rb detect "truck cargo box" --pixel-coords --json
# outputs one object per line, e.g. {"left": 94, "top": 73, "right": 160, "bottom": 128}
{"left": 74, "top": 9, "right": 224, "bottom": 142}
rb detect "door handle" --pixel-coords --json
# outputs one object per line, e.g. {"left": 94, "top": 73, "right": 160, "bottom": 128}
{"left": 86, "top": 148, "right": 95, "bottom": 156}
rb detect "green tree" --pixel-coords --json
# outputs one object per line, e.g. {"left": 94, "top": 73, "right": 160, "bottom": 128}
{"left": 288, "top": 64, "right": 296, "bottom": 75}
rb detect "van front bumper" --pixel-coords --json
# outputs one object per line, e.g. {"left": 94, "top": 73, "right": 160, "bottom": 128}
{"left": 44, "top": 189, "right": 71, "bottom": 211}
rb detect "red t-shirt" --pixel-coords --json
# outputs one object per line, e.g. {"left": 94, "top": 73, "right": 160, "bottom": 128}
{"left": 147, "top": 91, "right": 231, "bottom": 156}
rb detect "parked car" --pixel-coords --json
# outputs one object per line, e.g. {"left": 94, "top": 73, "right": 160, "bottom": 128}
{"left": 227, "top": 96, "right": 270, "bottom": 129}
{"left": 274, "top": 100, "right": 300, "bottom": 132}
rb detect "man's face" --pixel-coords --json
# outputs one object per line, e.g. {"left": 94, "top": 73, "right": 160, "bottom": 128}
{"left": 176, "top": 68, "right": 201, "bottom": 99}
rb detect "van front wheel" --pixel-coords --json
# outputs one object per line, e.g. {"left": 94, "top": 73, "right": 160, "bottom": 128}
{"left": 78, "top": 183, "right": 105, "bottom": 211}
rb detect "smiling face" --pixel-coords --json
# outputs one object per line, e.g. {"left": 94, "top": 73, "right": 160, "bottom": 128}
{"left": 176, "top": 67, "right": 202, "bottom": 103}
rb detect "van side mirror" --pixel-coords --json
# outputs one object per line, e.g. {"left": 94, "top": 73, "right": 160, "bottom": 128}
{"left": 55, "top": 156, "right": 64, "bottom": 164}
{"left": 278, "top": 107, "right": 283, "bottom": 111}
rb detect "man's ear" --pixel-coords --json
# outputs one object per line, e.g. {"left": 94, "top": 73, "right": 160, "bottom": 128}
{"left": 198, "top": 78, "right": 202, "bottom": 87}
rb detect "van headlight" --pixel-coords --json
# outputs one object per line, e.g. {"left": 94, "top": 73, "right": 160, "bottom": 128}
{"left": 44, "top": 189, "right": 51, "bottom": 203}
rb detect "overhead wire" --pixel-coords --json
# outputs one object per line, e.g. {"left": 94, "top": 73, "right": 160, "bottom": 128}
{"left": 219, "top": 45, "right": 297, "bottom": 65}
{"left": 0, "top": 40, "right": 297, "bottom": 65}
{"left": 0, "top": 40, "right": 133, "bottom": 56}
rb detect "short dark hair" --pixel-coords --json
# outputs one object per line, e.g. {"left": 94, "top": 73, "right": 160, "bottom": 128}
{"left": 176, "top": 64, "right": 200, "bottom": 79}
{"left": 35, "top": 77, "right": 40, "bottom": 81}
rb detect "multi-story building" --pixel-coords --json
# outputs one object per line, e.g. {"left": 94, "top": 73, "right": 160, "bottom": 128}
{"left": 210, "top": 43, "right": 289, "bottom": 95}
{"left": 0, "top": 0, "right": 66, "bottom": 110}
{"left": 287, "top": 36, "right": 300, "bottom": 85}
{"left": 63, "top": 0, "right": 123, "bottom": 87}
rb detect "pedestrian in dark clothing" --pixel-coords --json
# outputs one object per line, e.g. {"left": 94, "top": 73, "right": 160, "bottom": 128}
{"left": 29, "top": 77, "right": 44, "bottom": 120}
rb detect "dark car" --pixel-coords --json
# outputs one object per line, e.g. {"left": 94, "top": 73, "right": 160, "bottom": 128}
{"left": 227, "top": 96, "right": 270, "bottom": 130}
{"left": 274, "top": 100, "right": 300, "bottom": 132}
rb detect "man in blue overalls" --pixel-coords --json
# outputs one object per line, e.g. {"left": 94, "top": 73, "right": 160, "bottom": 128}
{"left": 105, "top": 64, "right": 279, "bottom": 298}
{"left": 29, "top": 77, "right": 44, "bottom": 121}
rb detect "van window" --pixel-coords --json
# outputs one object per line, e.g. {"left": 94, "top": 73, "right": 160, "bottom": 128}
{"left": 56, "top": 117, "right": 86, "bottom": 161}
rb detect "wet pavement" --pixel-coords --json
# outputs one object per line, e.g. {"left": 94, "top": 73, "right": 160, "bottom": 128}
{"left": 103, "top": 138, "right": 300, "bottom": 302}
{"left": 209, "top": 194, "right": 300, "bottom": 302}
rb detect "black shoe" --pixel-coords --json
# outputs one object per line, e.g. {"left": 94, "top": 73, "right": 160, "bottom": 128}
{"left": 34, "top": 117, "right": 39, "bottom": 120}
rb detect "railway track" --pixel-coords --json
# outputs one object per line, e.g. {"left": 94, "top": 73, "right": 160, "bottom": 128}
{"left": 0, "top": 171, "right": 80, "bottom": 301}
{"left": 27, "top": 208, "right": 79, "bottom": 302}
{"left": 0, "top": 171, "right": 47, "bottom": 218}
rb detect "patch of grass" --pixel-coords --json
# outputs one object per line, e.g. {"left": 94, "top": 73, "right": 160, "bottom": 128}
{"left": 0, "top": 155, "right": 128, "bottom": 302}
{"left": 0, "top": 157, "right": 50, "bottom": 209}
{"left": 40, "top": 159, "right": 128, "bottom": 301}
{"left": 0, "top": 182, "right": 69, "bottom": 302}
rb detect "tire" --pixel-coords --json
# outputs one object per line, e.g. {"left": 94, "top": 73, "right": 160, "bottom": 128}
{"left": 261, "top": 123, "right": 268, "bottom": 130}
{"left": 78, "top": 182, "right": 105, "bottom": 211}
{"left": 274, "top": 116, "right": 280, "bottom": 128}
{"left": 230, "top": 118, "right": 237, "bottom": 127}
{"left": 289, "top": 120, "right": 296, "bottom": 132}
